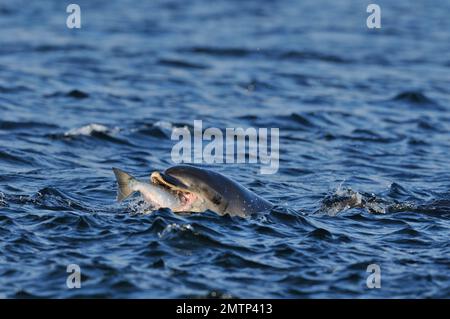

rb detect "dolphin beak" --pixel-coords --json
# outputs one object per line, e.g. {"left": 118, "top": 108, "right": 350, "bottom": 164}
{"left": 150, "top": 171, "right": 189, "bottom": 191}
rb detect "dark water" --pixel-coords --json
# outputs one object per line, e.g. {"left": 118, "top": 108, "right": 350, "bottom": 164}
{"left": 1, "top": 0, "right": 449, "bottom": 298}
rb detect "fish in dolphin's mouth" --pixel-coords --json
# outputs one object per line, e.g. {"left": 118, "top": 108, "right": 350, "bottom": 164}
{"left": 149, "top": 171, "right": 198, "bottom": 210}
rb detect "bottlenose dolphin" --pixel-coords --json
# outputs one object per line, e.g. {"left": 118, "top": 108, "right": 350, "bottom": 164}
{"left": 112, "top": 165, "right": 272, "bottom": 217}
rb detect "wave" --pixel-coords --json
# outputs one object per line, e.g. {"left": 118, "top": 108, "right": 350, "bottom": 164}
{"left": 391, "top": 91, "right": 438, "bottom": 105}
{"left": 183, "top": 46, "right": 350, "bottom": 64}
{"left": 34, "top": 44, "right": 93, "bottom": 53}
{"left": 183, "top": 46, "right": 254, "bottom": 57}
{"left": 0, "top": 192, "right": 7, "bottom": 207}
{"left": 185, "top": 290, "right": 234, "bottom": 299}
{"left": 0, "top": 120, "right": 58, "bottom": 131}
{"left": 133, "top": 120, "right": 190, "bottom": 138}
{"left": 157, "top": 58, "right": 209, "bottom": 69}
{"left": 1, "top": 187, "right": 92, "bottom": 212}
{"left": 0, "top": 149, "right": 34, "bottom": 165}
{"left": 0, "top": 84, "right": 32, "bottom": 94}
{"left": 45, "top": 123, "right": 133, "bottom": 145}
{"left": 64, "top": 124, "right": 113, "bottom": 137}
{"left": 45, "top": 89, "right": 90, "bottom": 99}
{"left": 158, "top": 223, "right": 195, "bottom": 238}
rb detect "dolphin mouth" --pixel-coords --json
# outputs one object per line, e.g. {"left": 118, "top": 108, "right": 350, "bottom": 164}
{"left": 150, "top": 171, "right": 188, "bottom": 190}
{"left": 150, "top": 171, "right": 197, "bottom": 210}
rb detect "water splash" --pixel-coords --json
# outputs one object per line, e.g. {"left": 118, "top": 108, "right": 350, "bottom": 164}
{"left": 318, "top": 185, "right": 389, "bottom": 215}
{"left": 126, "top": 197, "right": 156, "bottom": 215}
{"left": 64, "top": 124, "right": 118, "bottom": 137}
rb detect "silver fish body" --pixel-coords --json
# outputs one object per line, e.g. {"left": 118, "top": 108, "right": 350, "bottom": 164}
{"left": 113, "top": 168, "right": 181, "bottom": 209}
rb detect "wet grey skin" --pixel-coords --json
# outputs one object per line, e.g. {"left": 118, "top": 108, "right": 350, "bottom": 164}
{"left": 113, "top": 165, "right": 273, "bottom": 217}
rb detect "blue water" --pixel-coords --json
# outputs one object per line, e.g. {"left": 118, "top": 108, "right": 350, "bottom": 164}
{"left": 0, "top": 0, "right": 449, "bottom": 298}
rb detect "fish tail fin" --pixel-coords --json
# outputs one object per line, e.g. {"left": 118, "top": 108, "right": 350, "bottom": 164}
{"left": 112, "top": 168, "right": 136, "bottom": 201}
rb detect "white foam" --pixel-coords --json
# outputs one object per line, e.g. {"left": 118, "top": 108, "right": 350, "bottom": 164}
{"left": 158, "top": 223, "right": 194, "bottom": 238}
{"left": 127, "top": 197, "right": 155, "bottom": 215}
{"left": 64, "top": 123, "right": 115, "bottom": 137}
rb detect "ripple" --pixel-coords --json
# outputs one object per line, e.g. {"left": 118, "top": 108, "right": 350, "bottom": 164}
{"left": 0, "top": 120, "right": 58, "bottom": 131}
{"left": 45, "top": 89, "right": 90, "bottom": 99}
{"left": 0, "top": 84, "right": 32, "bottom": 93}
{"left": 186, "top": 290, "right": 234, "bottom": 299}
{"left": 305, "top": 228, "right": 333, "bottom": 240}
{"left": 184, "top": 46, "right": 254, "bottom": 57}
{"left": 132, "top": 120, "right": 180, "bottom": 138}
{"left": 0, "top": 192, "right": 6, "bottom": 207}
{"left": 213, "top": 251, "right": 277, "bottom": 270}
{"left": 157, "top": 58, "right": 209, "bottom": 69}
{"left": 158, "top": 223, "right": 195, "bottom": 238}
{"left": 66, "top": 89, "right": 90, "bottom": 99}
{"left": 0, "top": 149, "right": 34, "bottom": 165}
{"left": 392, "top": 91, "right": 438, "bottom": 105}
{"left": 279, "top": 50, "right": 350, "bottom": 64}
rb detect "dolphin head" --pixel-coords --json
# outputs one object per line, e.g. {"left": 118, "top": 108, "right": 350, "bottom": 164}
{"left": 150, "top": 165, "right": 272, "bottom": 216}
{"left": 150, "top": 165, "right": 231, "bottom": 214}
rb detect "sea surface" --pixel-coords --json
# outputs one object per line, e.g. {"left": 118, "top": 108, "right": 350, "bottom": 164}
{"left": 0, "top": 0, "right": 449, "bottom": 298}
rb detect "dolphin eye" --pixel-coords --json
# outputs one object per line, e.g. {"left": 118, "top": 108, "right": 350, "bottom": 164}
{"left": 211, "top": 194, "right": 222, "bottom": 205}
